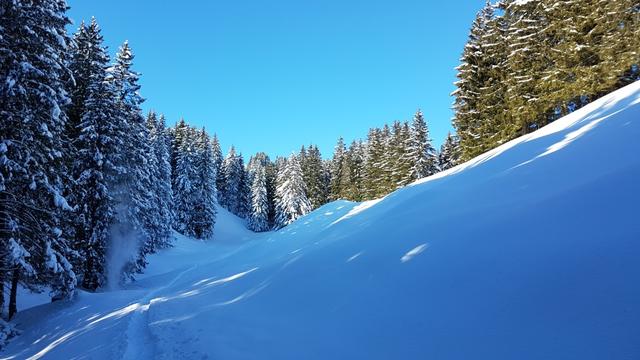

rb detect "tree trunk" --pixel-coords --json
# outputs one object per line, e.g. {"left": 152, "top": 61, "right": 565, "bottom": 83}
{"left": 8, "top": 269, "right": 18, "bottom": 320}
{"left": 0, "top": 280, "right": 4, "bottom": 318}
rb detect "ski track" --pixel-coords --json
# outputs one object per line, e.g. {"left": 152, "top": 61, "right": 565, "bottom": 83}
{"left": 120, "top": 265, "right": 198, "bottom": 360}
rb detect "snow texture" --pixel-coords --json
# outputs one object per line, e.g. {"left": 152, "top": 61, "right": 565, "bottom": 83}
{"left": 3, "top": 81, "right": 640, "bottom": 359}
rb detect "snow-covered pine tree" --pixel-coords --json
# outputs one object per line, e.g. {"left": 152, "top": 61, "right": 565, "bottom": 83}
{"left": 439, "top": 132, "right": 461, "bottom": 171}
{"left": 329, "top": 137, "right": 347, "bottom": 200}
{"left": 265, "top": 158, "right": 279, "bottom": 227}
{"left": 248, "top": 163, "right": 270, "bottom": 232}
{"left": 379, "top": 124, "right": 397, "bottom": 193}
{"left": 407, "top": 110, "right": 439, "bottom": 183}
{"left": 0, "top": 0, "right": 76, "bottom": 314}
{"left": 503, "top": 0, "right": 550, "bottom": 134}
{"left": 108, "top": 41, "right": 156, "bottom": 279}
{"left": 451, "top": 1, "right": 495, "bottom": 161}
{"left": 173, "top": 128, "right": 197, "bottom": 236}
{"left": 219, "top": 147, "right": 245, "bottom": 216}
{"left": 189, "top": 129, "right": 217, "bottom": 239}
{"left": 348, "top": 140, "right": 366, "bottom": 201}
{"left": 363, "top": 127, "right": 386, "bottom": 199}
{"left": 170, "top": 118, "right": 188, "bottom": 186}
{"left": 387, "top": 121, "right": 412, "bottom": 189}
{"left": 337, "top": 147, "right": 356, "bottom": 200}
{"left": 247, "top": 152, "right": 271, "bottom": 176}
{"left": 146, "top": 111, "right": 174, "bottom": 248}
{"left": 237, "top": 154, "right": 251, "bottom": 219}
{"left": 67, "top": 18, "right": 123, "bottom": 291}
{"left": 274, "top": 154, "right": 311, "bottom": 228}
{"left": 211, "top": 133, "right": 224, "bottom": 200}
{"left": 300, "top": 145, "right": 329, "bottom": 208}
{"left": 476, "top": 6, "right": 511, "bottom": 151}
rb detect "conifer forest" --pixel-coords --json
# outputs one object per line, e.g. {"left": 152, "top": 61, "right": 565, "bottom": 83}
{"left": 1, "top": 1, "right": 639, "bottom": 358}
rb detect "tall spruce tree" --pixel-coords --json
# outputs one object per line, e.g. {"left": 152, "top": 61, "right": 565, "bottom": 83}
{"left": 211, "top": 133, "right": 223, "bottom": 199}
{"left": 265, "top": 158, "right": 279, "bottom": 227}
{"left": 146, "top": 112, "right": 173, "bottom": 248}
{"left": 0, "top": 0, "right": 76, "bottom": 315}
{"left": 67, "top": 18, "right": 123, "bottom": 291}
{"left": 300, "top": 145, "right": 328, "bottom": 208}
{"left": 173, "top": 128, "right": 197, "bottom": 236}
{"left": 108, "top": 41, "right": 156, "bottom": 279}
{"left": 407, "top": 110, "right": 439, "bottom": 183}
{"left": 274, "top": 154, "right": 311, "bottom": 228}
{"left": 439, "top": 132, "right": 461, "bottom": 171}
{"left": 219, "top": 147, "right": 245, "bottom": 216}
{"left": 189, "top": 129, "right": 217, "bottom": 239}
{"left": 237, "top": 155, "right": 251, "bottom": 219}
{"left": 363, "top": 128, "right": 386, "bottom": 199}
{"left": 504, "top": 0, "right": 550, "bottom": 134}
{"left": 329, "top": 137, "right": 347, "bottom": 200}
{"left": 452, "top": 1, "right": 496, "bottom": 161}
{"left": 248, "top": 163, "right": 270, "bottom": 232}
{"left": 388, "top": 121, "right": 412, "bottom": 189}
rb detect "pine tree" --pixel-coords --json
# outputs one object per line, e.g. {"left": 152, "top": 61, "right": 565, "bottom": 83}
{"left": 363, "top": 128, "right": 386, "bottom": 199}
{"left": 503, "top": 0, "right": 550, "bottom": 135}
{"left": 452, "top": 1, "right": 496, "bottom": 161}
{"left": 338, "top": 147, "right": 357, "bottom": 200}
{"left": 329, "top": 137, "right": 347, "bottom": 200}
{"left": 108, "top": 41, "right": 156, "bottom": 279}
{"left": 379, "top": 124, "right": 396, "bottom": 193}
{"left": 388, "top": 121, "right": 412, "bottom": 189}
{"left": 439, "top": 132, "right": 461, "bottom": 171}
{"left": 66, "top": 18, "right": 122, "bottom": 291}
{"left": 173, "top": 129, "right": 197, "bottom": 236}
{"left": 219, "top": 147, "right": 245, "bottom": 216}
{"left": 0, "top": 0, "right": 77, "bottom": 313}
{"left": 211, "top": 133, "right": 223, "bottom": 199}
{"left": 265, "top": 158, "right": 279, "bottom": 228}
{"left": 274, "top": 154, "right": 311, "bottom": 228}
{"left": 190, "top": 129, "right": 217, "bottom": 239}
{"left": 170, "top": 118, "right": 188, "bottom": 185}
{"left": 349, "top": 141, "right": 366, "bottom": 201}
{"left": 300, "top": 145, "right": 328, "bottom": 208}
{"left": 238, "top": 154, "right": 251, "bottom": 219}
{"left": 407, "top": 110, "right": 439, "bottom": 183}
{"left": 66, "top": 20, "right": 93, "bottom": 154}
{"left": 146, "top": 111, "right": 174, "bottom": 248}
{"left": 248, "top": 163, "right": 270, "bottom": 232}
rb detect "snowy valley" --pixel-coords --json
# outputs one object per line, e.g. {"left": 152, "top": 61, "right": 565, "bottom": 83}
{"left": 2, "top": 79, "right": 639, "bottom": 360}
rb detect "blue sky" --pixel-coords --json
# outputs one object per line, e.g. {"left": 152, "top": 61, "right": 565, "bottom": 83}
{"left": 67, "top": 0, "right": 483, "bottom": 159}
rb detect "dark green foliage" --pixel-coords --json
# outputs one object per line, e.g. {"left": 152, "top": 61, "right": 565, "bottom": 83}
{"left": 453, "top": 0, "right": 640, "bottom": 161}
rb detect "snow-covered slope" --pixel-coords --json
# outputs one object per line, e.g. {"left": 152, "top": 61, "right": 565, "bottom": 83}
{"left": 3, "top": 81, "right": 640, "bottom": 359}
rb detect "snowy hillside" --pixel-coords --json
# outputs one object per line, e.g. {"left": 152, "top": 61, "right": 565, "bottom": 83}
{"left": 3, "top": 81, "right": 640, "bottom": 359}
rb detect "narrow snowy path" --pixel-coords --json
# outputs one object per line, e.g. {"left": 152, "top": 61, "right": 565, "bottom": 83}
{"left": 121, "top": 265, "right": 198, "bottom": 360}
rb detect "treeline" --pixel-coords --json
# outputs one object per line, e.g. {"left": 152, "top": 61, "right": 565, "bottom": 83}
{"left": 453, "top": 0, "right": 640, "bottom": 161}
{"left": 213, "top": 110, "right": 460, "bottom": 233}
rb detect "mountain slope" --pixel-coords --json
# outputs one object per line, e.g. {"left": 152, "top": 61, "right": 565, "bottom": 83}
{"left": 3, "top": 81, "right": 640, "bottom": 360}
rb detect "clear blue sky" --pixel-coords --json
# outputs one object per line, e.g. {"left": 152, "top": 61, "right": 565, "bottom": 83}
{"left": 67, "top": 0, "right": 483, "bottom": 159}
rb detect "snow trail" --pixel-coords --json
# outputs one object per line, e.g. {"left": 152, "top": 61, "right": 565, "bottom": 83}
{"left": 121, "top": 265, "right": 198, "bottom": 360}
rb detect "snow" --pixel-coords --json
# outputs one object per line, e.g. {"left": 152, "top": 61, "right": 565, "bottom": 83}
{"left": 3, "top": 81, "right": 640, "bottom": 359}
{"left": 513, "top": 0, "right": 536, "bottom": 5}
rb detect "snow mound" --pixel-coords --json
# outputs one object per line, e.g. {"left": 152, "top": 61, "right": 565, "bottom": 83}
{"left": 3, "top": 81, "right": 640, "bottom": 359}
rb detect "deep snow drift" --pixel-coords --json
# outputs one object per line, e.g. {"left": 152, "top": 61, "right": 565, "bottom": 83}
{"left": 3, "top": 81, "right": 640, "bottom": 359}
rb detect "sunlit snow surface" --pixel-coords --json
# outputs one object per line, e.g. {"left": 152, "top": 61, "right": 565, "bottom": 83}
{"left": 3, "top": 81, "right": 640, "bottom": 359}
